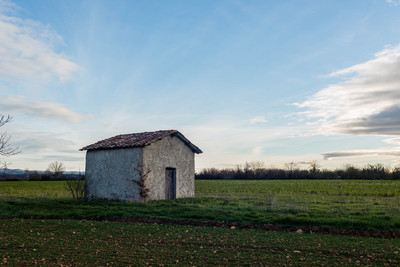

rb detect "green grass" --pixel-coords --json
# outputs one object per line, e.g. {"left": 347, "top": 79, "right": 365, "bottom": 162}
{"left": 1, "top": 219, "right": 399, "bottom": 266}
{"left": 0, "top": 180, "right": 399, "bottom": 231}
{"left": 0, "top": 181, "right": 70, "bottom": 199}
{"left": 195, "top": 180, "right": 400, "bottom": 231}
{"left": 196, "top": 179, "right": 400, "bottom": 197}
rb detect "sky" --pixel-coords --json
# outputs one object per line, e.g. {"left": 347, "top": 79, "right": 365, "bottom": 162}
{"left": 1, "top": 0, "right": 400, "bottom": 171}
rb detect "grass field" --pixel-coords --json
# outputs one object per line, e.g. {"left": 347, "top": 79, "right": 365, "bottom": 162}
{"left": 197, "top": 180, "right": 400, "bottom": 230}
{"left": 1, "top": 179, "right": 400, "bottom": 265}
{"left": 1, "top": 180, "right": 399, "bottom": 231}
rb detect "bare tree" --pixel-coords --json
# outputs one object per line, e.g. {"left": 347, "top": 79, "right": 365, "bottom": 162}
{"left": 249, "top": 161, "right": 265, "bottom": 179}
{"left": 132, "top": 161, "right": 152, "bottom": 201}
{"left": 284, "top": 161, "right": 299, "bottom": 178}
{"left": 1, "top": 161, "right": 11, "bottom": 175}
{"left": 0, "top": 115, "right": 20, "bottom": 156}
{"left": 46, "top": 161, "right": 65, "bottom": 179}
{"left": 309, "top": 160, "right": 321, "bottom": 173}
{"left": 284, "top": 161, "right": 298, "bottom": 172}
{"left": 249, "top": 161, "right": 265, "bottom": 170}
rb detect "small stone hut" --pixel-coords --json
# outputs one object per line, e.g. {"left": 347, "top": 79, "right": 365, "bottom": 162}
{"left": 80, "top": 130, "right": 202, "bottom": 201}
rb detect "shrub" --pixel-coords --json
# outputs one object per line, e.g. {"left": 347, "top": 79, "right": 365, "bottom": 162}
{"left": 65, "top": 178, "right": 85, "bottom": 200}
{"left": 29, "top": 171, "right": 42, "bottom": 181}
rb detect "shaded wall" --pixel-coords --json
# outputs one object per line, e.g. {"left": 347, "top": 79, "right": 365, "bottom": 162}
{"left": 85, "top": 147, "right": 142, "bottom": 201}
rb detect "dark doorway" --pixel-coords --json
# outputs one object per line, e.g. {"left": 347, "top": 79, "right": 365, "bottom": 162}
{"left": 165, "top": 168, "right": 176, "bottom": 199}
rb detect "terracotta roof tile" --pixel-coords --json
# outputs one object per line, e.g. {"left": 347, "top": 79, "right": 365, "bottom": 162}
{"left": 80, "top": 130, "right": 202, "bottom": 153}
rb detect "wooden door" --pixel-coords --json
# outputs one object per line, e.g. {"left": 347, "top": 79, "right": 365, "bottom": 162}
{"left": 165, "top": 168, "right": 176, "bottom": 199}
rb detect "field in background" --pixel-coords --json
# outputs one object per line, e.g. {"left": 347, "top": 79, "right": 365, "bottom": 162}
{"left": 1, "top": 180, "right": 400, "bottom": 265}
{"left": 196, "top": 180, "right": 400, "bottom": 230}
{"left": 0, "top": 181, "right": 69, "bottom": 199}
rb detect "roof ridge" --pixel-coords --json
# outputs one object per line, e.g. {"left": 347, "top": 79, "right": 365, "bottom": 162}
{"left": 80, "top": 129, "right": 201, "bottom": 154}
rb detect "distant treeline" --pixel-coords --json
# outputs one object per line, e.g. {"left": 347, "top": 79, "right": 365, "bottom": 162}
{"left": 195, "top": 162, "right": 400, "bottom": 180}
{"left": 0, "top": 171, "right": 84, "bottom": 182}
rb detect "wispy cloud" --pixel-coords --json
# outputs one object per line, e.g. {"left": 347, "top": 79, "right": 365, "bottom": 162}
{"left": 13, "top": 131, "right": 77, "bottom": 155}
{"left": 384, "top": 137, "right": 400, "bottom": 145}
{"left": 0, "top": 0, "right": 16, "bottom": 13}
{"left": 251, "top": 146, "right": 263, "bottom": 156}
{"left": 323, "top": 149, "right": 400, "bottom": 160}
{"left": 10, "top": 131, "right": 84, "bottom": 170}
{"left": 0, "top": 96, "right": 89, "bottom": 123}
{"left": 386, "top": 0, "right": 400, "bottom": 6}
{"left": 296, "top": 44, "right": 400, "bottom": 137}
{"left": 13, "top": 131, "right": 75, "bottom": 153}
{"left": 249, "top": 116, "right": 268, "bottom": 125}
{"left": 183, "top": 116, "right": 304, "bottom": 169}
{"left": 0, "top": 1, "right": 81, "bottom": 83}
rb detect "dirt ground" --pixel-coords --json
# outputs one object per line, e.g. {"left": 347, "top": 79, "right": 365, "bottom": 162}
{"left": 93, "top": 217, "right": 400, "bottom": 239}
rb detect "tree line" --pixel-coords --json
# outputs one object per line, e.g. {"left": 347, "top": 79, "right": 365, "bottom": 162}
{"left": 195, "top": 161, "right": 400, "bottom": 180}
{"left": 0, "top": 161, "right": 84, "bottom": 181}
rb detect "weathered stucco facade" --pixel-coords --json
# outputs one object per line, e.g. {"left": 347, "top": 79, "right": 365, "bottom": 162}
{"left": 82, "top": 130, "right": 201, "bottom": 202}
{"left": 85, "top": 147, "right": 143, "bottom": 201}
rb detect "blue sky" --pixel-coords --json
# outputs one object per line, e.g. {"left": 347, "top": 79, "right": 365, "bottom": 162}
{"left": 2, "top": 0, "right": 400, "bottom": 171}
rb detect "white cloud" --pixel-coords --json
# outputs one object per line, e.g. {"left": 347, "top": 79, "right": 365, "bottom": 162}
{"left": 0, "top": 2, "right": 81, "bottom": 83}
{"left": 0, "top": 96, "right": 89, "bottom": 123}
{"left": 250, "top": 116, "right": 268, "bottom": 124}
{"left": 296, "top": 44, "right": 400, "bottom": 137}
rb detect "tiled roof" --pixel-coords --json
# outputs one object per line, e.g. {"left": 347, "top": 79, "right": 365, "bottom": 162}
{"left": 80, "top": 130, "right": 202, "bottom": 154}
